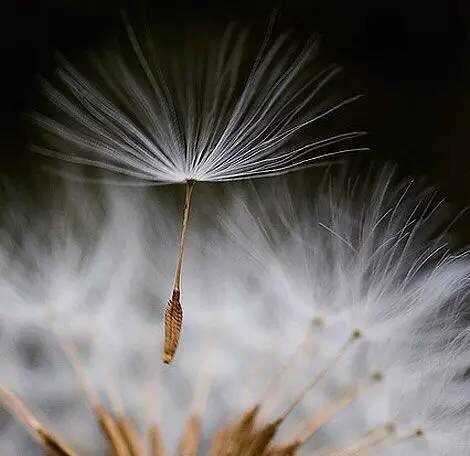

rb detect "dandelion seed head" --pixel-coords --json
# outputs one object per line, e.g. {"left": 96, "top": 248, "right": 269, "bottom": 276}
{"left": 0, "top": 165, "right": 469, "bottom": 454}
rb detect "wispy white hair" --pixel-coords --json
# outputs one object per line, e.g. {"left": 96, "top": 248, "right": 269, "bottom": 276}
{"left": 0, "top": 164, "right": 469, "bottom": 454}
{"left": 30, "top": 14, "right": 366, "bottom": 184}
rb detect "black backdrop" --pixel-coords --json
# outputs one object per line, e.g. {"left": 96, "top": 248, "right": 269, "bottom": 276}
{"left": 0, "top": 2, "right": 469, "bottom": 452}
{"left": 1, "top": 0, "right": 469, "bottom": 208}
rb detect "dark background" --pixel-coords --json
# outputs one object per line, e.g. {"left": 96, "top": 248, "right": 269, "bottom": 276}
{"left": 1, "top": 1, "right": 470, "bottom": 206}
{"left": 0, "top": 2, "right": 469, "bottom": 452}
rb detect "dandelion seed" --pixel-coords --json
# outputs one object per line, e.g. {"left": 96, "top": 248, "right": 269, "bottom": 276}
{"left": 162, "top": 181, "right": 194, "bottom": 364}
{"left": 31, "top": 11, "right": 367, "bottom": 362}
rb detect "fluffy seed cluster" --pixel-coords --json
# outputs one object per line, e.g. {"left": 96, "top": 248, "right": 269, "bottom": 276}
{"left": 0, "top": 165, "right": 469, "bottom": 455}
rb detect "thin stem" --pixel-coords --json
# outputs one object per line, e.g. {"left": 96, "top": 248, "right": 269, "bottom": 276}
{"left": 279, "top": 329, "right": 361, "bottom": 420}
{"left": 296, "top": 386, "right": 359, "bottom": 444}
{"left": 172, "top": 181, "right": 196, "bottom": 292}
{"left": 163, "top": 181, "right": 196, "bottom": 364}
{"left": 259, "top": 319, "right": 320, "bottom": 418}
{"left": 313, "top": 423, "right": 396, "bottom": 456}
{"left": 0, "top": 386, "right": 78, "bottom": 456}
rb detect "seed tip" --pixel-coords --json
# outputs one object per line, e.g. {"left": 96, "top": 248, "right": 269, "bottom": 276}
{"left": 162, "top": 354, "right": 172, "bottom": 365}
{"left": 350, "top": 328, "right": 362, "bottom": 340}
{"left": 311, "top": 316, "right": 324, "bottom": 328}
{"left": 370, "top": 371, "right": 383, "bottom": 383}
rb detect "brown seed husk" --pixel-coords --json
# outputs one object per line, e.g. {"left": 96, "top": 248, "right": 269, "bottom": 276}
{"left": 163, "top": 289, "right": 183, "bottom": 364}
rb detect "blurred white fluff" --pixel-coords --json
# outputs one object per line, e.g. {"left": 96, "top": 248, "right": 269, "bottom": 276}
{"left": 0, "top": 164, "right": 469, "bottom": 455}
{"left": 30, "top": 13, "right": 366, "bottom": 184}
